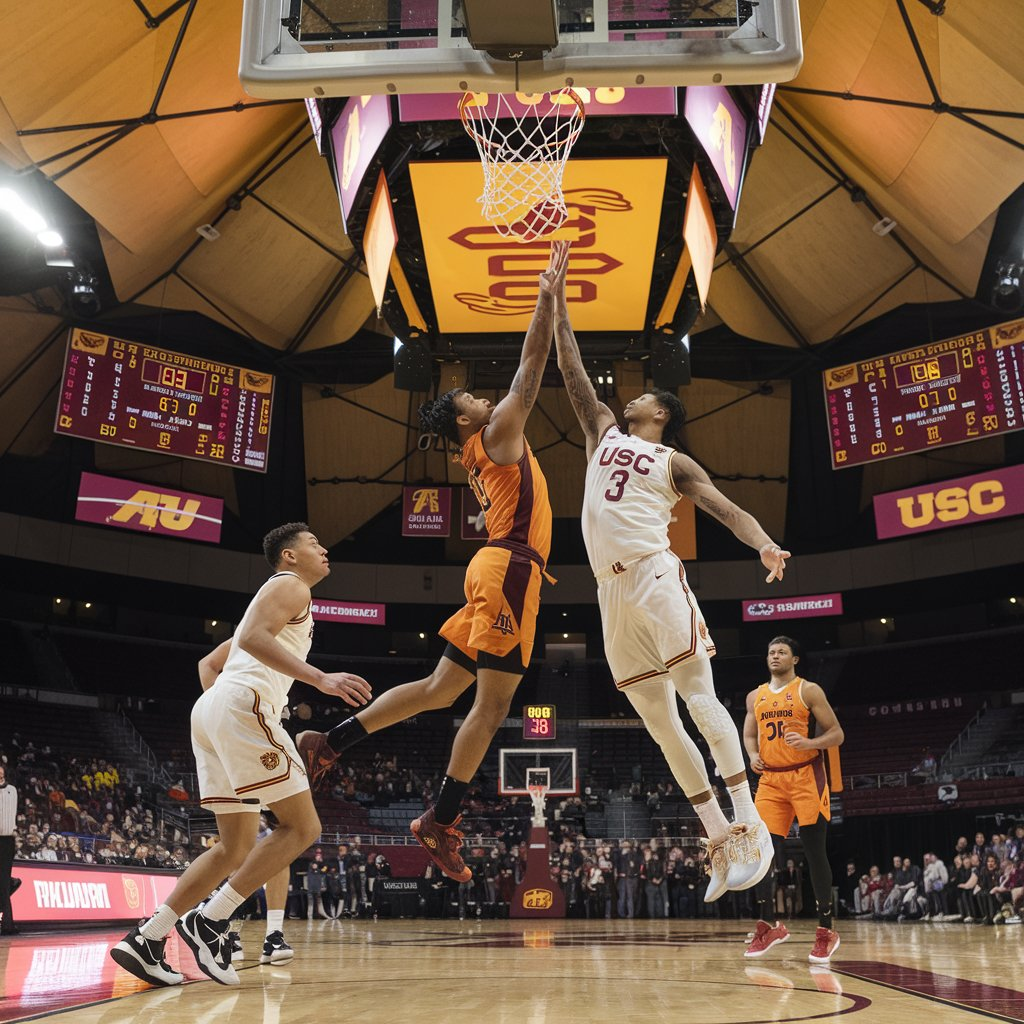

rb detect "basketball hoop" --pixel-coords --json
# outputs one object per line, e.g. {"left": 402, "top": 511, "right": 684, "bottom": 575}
{"left": 525, "top": 767, "right": 551, "bottom": 826}
{"left": 459, "top": 89, "right": 586, "bottom": 243}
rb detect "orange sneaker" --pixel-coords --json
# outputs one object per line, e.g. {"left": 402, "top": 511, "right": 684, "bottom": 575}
{"left": 808, "top": 927, "right": 840, "bottom": 964}
{"left": 295, "top": 731, "right": 338, "bottom": 789}
{"left": 411, "top": 806, "right": 472, "bottom": 882}
{"left": 744, "top": 919, "right": 791, "bottom": 958}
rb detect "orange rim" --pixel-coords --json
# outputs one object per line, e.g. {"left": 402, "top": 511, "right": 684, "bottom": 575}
{"left": 458, "top": 87, "right": 586, "bottom": 148}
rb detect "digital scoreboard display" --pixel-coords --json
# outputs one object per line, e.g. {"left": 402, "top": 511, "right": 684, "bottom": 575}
{"left": 54, "top": 329, "right": 274, "bottom": 473}
{"left": 523, "top": 704, "right": 556, "bottom": 740}
{"left": 824, "top": 318, "right": 1024, "bottom": 469}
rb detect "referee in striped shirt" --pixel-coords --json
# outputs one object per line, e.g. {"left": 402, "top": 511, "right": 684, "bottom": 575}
{"left": 0, "top": 764, "right": 18, "bottom": 935}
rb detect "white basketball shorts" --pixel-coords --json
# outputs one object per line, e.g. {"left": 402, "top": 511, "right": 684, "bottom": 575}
{"left": 191, "top": 682, "right": 308, "bottom": 814}
{"left": 597, "top": 549, "right": 716, "bottom": 690}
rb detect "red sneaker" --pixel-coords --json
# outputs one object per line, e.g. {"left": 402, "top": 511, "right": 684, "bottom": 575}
{"left": 295, "top": 731, "right": 338, "bottom": 789}
{"left": 744, "top": 919, "right": 791, "bottom": 958}
{"left": 411, "top": 806, "right": 472, "bottom": 882}
{"left": 808, "top": 927, "right": 840, "bottom": 964}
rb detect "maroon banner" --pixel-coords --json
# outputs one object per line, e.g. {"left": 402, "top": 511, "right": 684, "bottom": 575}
{"left": 401, "top": 485, "right": 451, "bottom": 537}
{"left": 742, "top": 593, "right": 843, "bottom": 622}
{"left": 11, "top": 863, "right": 178, "bottom": 923}
{"left": 873, "top": 464, "right": 1024, "bottom": 539}
{"left": 684, "top": 85, "right": 747, "bottom": 209}
{"left": 75, "top": 471, "right": 223, "bottom": 543}
{"left": 399, "top": 86, "right": 677, "bottom": 122}
{"left": 460, "top": 486, "right": 486, "bottom": 542}
{"left": 331, "top": 93, "right": 392, "bottom": 230}
{"left": 54, "top": 329, "right": 273, "bottom": 473}
{"left": 311, "top": 599, "right": 386, "bottom": 626}
{"left": 825, "top": 318, "right": 1024, "bottom": 469}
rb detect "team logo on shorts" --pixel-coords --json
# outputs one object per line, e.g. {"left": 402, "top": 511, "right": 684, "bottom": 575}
{"left": 422, "top": 835, "right": 438, "bottom": 849}
{"left": 698, "top": 621, "right": 708, "bottom": 640}
{"left": 260, "top": 751, "right": 281, "bottom": 771}
{"left": 492, "top": 611, "right": 515, "bottom": 636}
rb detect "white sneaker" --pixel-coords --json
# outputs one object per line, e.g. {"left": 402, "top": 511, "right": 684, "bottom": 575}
{"left": 701, "top": 835, "right": 730, "bottom": 902}
{"left": 109, "top": 926, "right": 184, "bottom": 987}
{"left": 725, "top": 820, "right": 774, "bottom": 892}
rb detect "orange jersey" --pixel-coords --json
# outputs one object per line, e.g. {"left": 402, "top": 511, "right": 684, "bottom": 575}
{"left": 753, "top": 678, "right": 814, "bottom": 769}
{"left": 462, "top": 429, "right": 552, "bottom": 565}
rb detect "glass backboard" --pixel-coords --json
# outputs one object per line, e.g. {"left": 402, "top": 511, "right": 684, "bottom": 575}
{"left": 241, "top": 0, "right": 802, "bottom": 97}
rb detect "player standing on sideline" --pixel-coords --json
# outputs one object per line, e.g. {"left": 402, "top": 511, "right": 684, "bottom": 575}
{"left": 110, "top": 524, "right": 370, "bottom": 987}
{"left": 297, "top": 241, "right": 569, "bottom": 883}
{"left": 743, "top": 636, "right": 843, "bottom": 964}
{"left": 550, "top": 267, "right": 785, "bottom": 901}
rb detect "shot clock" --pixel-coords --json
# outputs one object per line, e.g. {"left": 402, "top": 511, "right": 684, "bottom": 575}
{"left": 523, "top": 704, "right": 556, "bottom": 740}
{"left": 54, "top": 328, "right": 274, "bottom": 473}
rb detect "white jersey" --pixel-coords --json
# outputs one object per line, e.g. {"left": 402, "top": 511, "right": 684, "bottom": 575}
{"left": 581, "top": 426, "right": 681, "bottom": 574}
{"left": 219, "top": 571, "right": 313, "bottom": 711}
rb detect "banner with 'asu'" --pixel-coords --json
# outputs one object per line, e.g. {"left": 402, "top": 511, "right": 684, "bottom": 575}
{"left": 742, "top": 593, "right": 843, "bottom": 622}
{"left": 11, "top": 864, "right": 179, "bottom": 922}
{"left": 402, "top": 485, "right": 451, "bottom": 536}
{"left": 75, "top": 471, "right": 223, "bottom": 543}
{"left": 873, "top": 464, "right": 1024, "bottom": 539}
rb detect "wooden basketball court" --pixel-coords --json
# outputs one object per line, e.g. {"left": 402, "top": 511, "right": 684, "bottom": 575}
{"left": 2, "top": 919, "right": 1021, "bottom": 1024}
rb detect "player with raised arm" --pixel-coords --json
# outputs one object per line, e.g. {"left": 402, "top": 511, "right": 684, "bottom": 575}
{"left": 110, "top": 523, "right": 371, "bottom": 987}
{"left": 743, "top": 636, "right": 844, "bottom": 964}
{"left": 552, "top": 268, "right": 788, "bottom": 901}
{"left": 296, "top": 241, "right": 569, "bottom": 884}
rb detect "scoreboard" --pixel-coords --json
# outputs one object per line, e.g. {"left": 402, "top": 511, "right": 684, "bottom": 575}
{"left": 54, "top": 329, "right": 274, "bottom": 473}
{"left": 824, "top": 318, "right": 1024, "bottom": 469}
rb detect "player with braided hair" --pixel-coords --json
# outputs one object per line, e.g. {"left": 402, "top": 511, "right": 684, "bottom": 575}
{"left": 297, "top": 241, "right": 569, "bottom": 883}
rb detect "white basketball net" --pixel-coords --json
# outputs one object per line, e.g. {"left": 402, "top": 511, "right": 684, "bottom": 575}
{"left": 459, "top": 89, "right": 586, "bottom": 243}
{"left": 526, "top": 767, "right": 550, "bottom": 826}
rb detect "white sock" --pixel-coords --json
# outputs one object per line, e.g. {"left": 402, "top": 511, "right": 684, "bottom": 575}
{"left": 727, "top": 780, "right": 758, "bottom": 823}
{"left": 139, "top": 904, "right": 179, "bottom": 941}
{"left": 693, "top": 796, "right": 730, "bottom": 845}
{"left": 204, "top": 883, "right": 246, "bottom": 922}
{"left": 266, "top": 910, "right": 285, "bottom": 936}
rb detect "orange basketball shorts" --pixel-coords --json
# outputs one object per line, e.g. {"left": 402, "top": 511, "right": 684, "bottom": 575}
{"left": 755, "top": 758, "right": 831, "bottom": 838}
{"left": 439, "top": 545, "right": 542, "bottom": 669}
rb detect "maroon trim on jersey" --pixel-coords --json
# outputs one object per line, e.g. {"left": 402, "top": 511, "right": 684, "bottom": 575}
{"left": 500, "top": 556, "right": 533, "bottom": 629}
{"left": 506, "top": 445, "right": 534, "bottom": 546}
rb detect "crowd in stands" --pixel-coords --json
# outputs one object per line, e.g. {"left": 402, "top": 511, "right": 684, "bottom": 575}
{"left": 839, "top": 826, "right": 1024, "bottom": 925}
{"left": 0, "top": 736, "right": 192, "bottom": 869}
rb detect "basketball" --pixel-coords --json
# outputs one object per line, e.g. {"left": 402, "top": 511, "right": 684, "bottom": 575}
{"left": 509, "top": 198, "right": 567, "bottom": 241}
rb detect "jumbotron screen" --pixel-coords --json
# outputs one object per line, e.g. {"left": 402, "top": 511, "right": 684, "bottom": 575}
{"left": 824, "top": 318, "right": 1024, "bottom": 469}
{"left": 54, "top": 329, "right": 274, "bottom": 473}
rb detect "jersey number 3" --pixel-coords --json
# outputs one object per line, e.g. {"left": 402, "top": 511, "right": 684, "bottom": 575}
{"left": 604, "top": 469, "right": 629, "bottom": 502}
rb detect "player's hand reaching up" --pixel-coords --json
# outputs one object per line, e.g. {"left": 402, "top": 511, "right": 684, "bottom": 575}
{"left": 318, "top": 672, "right": 372, "bottom": 707}
{"left": 759, "top": 542, "right": 792, "bottom": 583}
{"left": 538, "top": 239, "right": 570, "bottom": 297}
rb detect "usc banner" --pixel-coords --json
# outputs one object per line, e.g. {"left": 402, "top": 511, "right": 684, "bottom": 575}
{"left": 409, "top": 158, "right": 667, "bottom": 334}
{"left": 873, "top": 464, "right": 1024, "bottom": 539}
{"left": 75, "top": 471, "right": 223, "bottom": 543}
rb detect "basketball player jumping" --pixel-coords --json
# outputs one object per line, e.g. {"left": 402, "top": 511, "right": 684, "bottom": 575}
{"left": 743, "top": 636, "right": 843, "bottom": 964}
{"left": 552, "top": 262, "right": 786, "bottom": 901}
{"left": 110, "top": 523, "right": 371, "bottom": 987}
{"left": 297, "top": 241, "right": 569, "bottom": 883}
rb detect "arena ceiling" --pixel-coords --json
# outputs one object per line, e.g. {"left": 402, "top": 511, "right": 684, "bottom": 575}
{"left": 0, "top": 1, "right": 1022, "bottom": 556}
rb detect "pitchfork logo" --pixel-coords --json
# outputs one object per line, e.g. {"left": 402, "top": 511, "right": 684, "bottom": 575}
{"left": 449, "top": 188, "right": 631, "bottom": 316}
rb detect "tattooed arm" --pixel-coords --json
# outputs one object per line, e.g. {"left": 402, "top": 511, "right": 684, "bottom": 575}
{"left": 671, "top": 451, "right": 792, "bottom": 582}
{"left": 485, "top": 241, "right": 569, "bottom": 465}
{"left": 551, "top": 251, "right": 617, "bottom": 461}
